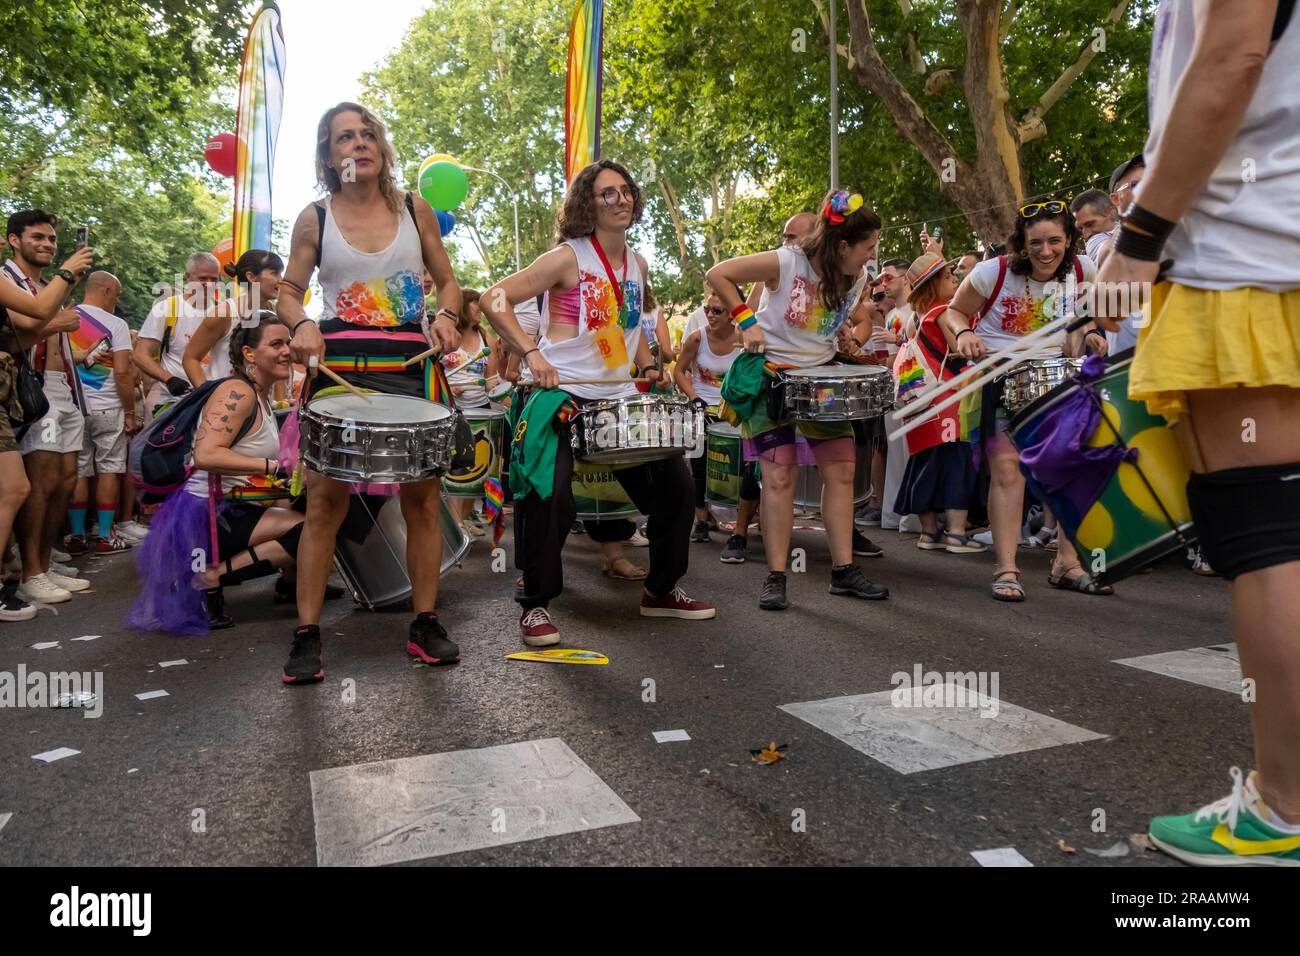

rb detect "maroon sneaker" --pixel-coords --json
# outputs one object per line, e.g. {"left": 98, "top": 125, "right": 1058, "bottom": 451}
{"left": 64, "top": 534, "right": 88, "bottom": 556}
{"left": 94, "top": 533, "right": 131, "bottom": 555}
{"left": 640, "top": 586, "right": 716, "bottom": 620}
{"left": 520, "top": 607, "right": 560, "bottom": 647}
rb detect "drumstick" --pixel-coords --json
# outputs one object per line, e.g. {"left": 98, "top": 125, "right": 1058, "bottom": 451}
{"left": 890, "top": 342, "right": 1060, "bottom": 444}
{"left": 556, "top": 377, "right": 654, "bottom": 386}
{"left": 403, "top": 342, "right": 490, "bottom": 369}
{"left": 899, "top": 316, "right": 1071, "bottom": 421}
{"left": 308, "top": 356, "right": 370, "bottom": 401}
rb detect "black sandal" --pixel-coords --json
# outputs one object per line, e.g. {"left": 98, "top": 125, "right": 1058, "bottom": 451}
{"left": 1047, "top": 567, "right": 1114, "bottom": 595}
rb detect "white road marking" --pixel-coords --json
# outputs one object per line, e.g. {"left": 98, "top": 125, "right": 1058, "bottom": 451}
{"left": 1113, "top": 643, "right": 1242, "bottom": 694}
{"left": 971, "top": 847, "right": 1033, "bottom": 867}
{"left": 32, "top": 748, "right": 80, "bottom": 763}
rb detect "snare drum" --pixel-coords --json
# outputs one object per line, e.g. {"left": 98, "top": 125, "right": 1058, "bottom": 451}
{"left": 332, "top": 493, "right": 471, "bottom": 610}
{"left": 1009, "top": 352, "right": 1195, "bottom": 585}
{"left": 792, "top": 440, "right": 873, "bottom": 514}
{"left": 1002, "top": 357, "right": 1082, "bottom": 415}
{"left": 299, "top": 392, "right": 455, "bottom": 483}
{"left": 782, "top": 365, "right": 893, "bottom": 421}
{"left": 570, "top": 394, "right": 705, "bottom": 466}
{"left": 442, "top": 406, "right": 506, "bottom": 498}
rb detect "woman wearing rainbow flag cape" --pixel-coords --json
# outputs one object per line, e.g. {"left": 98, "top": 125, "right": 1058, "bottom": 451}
{"left": 935, "top": 203, "right": 1108, "bottom": 602}
{"left": 706, "top": 190, "right": 890, "bottom": 611}
{"left": 127, "top": 313, "right": 304, "bottom": 633}
{"left": 1094, "top": 0, "right": 1300, "bottom": 867}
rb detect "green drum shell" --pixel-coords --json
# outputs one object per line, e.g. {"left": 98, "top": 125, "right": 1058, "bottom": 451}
{"left": 705, "top": 422, "right": 742, "bottom": 510}
{"left": 444, "top": 407, "right": 506, "bottom": 498}
{"left": 572, "top": 459, "right": 639, "bottom": 522}
{"left": 1008, "top": 350, "right": 1195, "bottom": 586}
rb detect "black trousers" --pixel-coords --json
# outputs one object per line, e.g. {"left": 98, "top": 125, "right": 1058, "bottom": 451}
{"left": 516, "top": 431, "right": 694, "bottom": 609}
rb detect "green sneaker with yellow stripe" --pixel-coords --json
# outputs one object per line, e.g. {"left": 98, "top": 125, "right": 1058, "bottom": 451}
{"left": 1149, "top": 767, "right": 1300, "bottom": 867}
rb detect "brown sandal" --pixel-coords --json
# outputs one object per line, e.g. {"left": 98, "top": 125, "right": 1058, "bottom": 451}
{"left": 603, "top": 557, "right": 648, "bottom": 581}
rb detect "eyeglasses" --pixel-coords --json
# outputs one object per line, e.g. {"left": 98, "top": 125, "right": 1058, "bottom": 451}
{"left": 599, "top": 186, "right": 636, "bottom": 207}
{"left": 704, "top": 306, "right": 726, "bottom": 317}
{"left": 1019, "top": 200, "right": 1067, "bottom": 218}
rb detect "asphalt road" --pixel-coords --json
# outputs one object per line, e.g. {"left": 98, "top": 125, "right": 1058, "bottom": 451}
{"left": 0, "top": 514, "right": 1243, "bottom": 867}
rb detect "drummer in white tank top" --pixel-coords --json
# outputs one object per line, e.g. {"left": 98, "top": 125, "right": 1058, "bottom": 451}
{"left": 480, "top": 159, "right": 716, "bottom": 644}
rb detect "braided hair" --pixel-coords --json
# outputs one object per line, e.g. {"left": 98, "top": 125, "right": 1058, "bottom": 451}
{"left": 228, "top": 309, "right": 288, "bottom": 382}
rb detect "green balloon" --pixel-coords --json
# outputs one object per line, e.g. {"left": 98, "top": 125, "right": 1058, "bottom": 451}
{"left": 418, "top": 161, "right": 469, "bottom": 211}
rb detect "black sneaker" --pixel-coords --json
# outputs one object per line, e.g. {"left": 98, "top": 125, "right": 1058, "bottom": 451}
{"left": 759, "top": 571, "right": 789, "bottom": 610}
{"left": 720, "top": 535, "right": 748, "bottom": 564}
{"left": 852, "top": 529, "right": 883, "bottom": 557}
{"left": 0, "top": 582, "right": 36, "bottom": 622}
{"left": 283, "top": 625, "right": 324, "bottom": 684}
{"left": 273, "top": 576, "right": 346, "bottom": 604}
{"left": 829, "top": 563, "right": 889, "bottom": 600}
{"left": 204, "top": 587, "right": 234, "bottom": 630}
{"left": 690, "top": 520, "right": 710, "bottom": 543}
{"left": 407, "top": 612, "right": 460, "bottom": 665}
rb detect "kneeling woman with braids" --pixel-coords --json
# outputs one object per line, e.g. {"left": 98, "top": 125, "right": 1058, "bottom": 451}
{"left": 128, "top": 313, "right": 305, "bottom": 633}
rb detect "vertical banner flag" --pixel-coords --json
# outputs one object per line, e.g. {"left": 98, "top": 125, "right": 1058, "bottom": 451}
{"left": 233, "top": 2, "right": 287, "bottom": 259}
{"left": 565, "top": 0, "right": 604, "bottom": 183}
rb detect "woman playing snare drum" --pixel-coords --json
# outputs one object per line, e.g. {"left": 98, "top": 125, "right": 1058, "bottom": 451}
{"left": 936, "top": 201, "right": 1109, "bottom": 602}
{"left": 706, "top": 190, "right": 890, "bottom": 611}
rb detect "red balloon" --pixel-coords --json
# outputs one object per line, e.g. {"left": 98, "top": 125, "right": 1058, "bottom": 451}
{"left": 212, "top": 238, "right": 235, "bottom": 272}
{"left": 205, "top": 133, "right": 238, "bottom": 178}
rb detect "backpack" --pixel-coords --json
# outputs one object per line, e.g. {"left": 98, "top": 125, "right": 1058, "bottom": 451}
{"left": 127, "top": 377, "right": 255, "bottom": 503}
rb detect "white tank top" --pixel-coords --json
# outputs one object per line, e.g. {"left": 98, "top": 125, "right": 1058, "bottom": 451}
{"left": 691, "top": 327, "right": 740, "bottom": 405}
{"left": 318, "top": 195, "right": 426, "bottom": 327}
{"left": 753, "top": 245, "right": 867, "bottom": 367}
{"left": 442, "top": 328, "right": 490, "bottom": 408}
{"left": 186, "top": 392, "right": 281, "bottom": 497}
{"left": 540, "top": 236, "right": 644, "bottom": 400}
{"left": 1146, "top": 1, "right": 1300, "bottom": 291}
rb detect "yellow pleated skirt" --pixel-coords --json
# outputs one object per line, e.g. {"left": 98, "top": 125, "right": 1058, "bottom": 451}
{"left": 1129, "top": 282, "right": 1300, "bottom": 421}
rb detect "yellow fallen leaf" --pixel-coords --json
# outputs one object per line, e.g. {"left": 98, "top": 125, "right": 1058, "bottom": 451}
{"left": 750, "top": 741, "right": 787, "bottom": 764}
{"left": 1057, "top": 838, "right": 1076, "bottom": 854}
{"left": 1129, "top": 833, "right": 1157, "bottom": 851}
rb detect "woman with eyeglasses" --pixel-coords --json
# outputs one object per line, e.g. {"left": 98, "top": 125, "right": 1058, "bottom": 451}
{"left": 935, "top": 200, "right": 1110, "bottom": 602}
{"left": 706, "top": 190, "right": 890, "bottom": 611}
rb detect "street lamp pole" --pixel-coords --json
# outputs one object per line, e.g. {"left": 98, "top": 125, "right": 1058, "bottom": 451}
{"left": 829, "top": 0, "right": 839, "bottom": 190}
{"left": 459, "top": 164, "right": 522, "bottom": 273}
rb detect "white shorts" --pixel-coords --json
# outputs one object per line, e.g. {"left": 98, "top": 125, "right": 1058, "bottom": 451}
{"left": 19, "top": 371, "right": 85, "bottom": 456}
{"left": 78, "top": 407, "right": 127, "bottom": 477}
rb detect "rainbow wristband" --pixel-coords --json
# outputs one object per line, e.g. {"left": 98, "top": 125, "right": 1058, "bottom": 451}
{"left": 731, "top": 305, "right": 757, "bottom": 331}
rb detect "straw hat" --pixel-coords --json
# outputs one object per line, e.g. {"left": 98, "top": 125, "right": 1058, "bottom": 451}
{"left": 906, "top": 252, "right": 956, "bottom": 294}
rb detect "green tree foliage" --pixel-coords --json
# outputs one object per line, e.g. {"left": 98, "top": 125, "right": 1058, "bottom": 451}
{"left": 2, "top": 1, "right": 248, "bottom": 323}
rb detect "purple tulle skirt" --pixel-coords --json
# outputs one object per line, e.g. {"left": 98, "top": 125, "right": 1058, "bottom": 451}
{"left": 125, "top": 491, "right": 213, "bottom": 636}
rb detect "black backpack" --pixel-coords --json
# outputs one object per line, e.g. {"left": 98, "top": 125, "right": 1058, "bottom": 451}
{"left": 127, "top": 377, "right": 255, "bottom": 504}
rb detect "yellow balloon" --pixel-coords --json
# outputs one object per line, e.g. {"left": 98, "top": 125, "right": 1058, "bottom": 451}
{"left": 419, "top": 153, "right": 459, "bottom": 178}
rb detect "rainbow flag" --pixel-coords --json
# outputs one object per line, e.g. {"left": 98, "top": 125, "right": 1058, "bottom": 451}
{"left": 425, "top": 360, "right": 454, "bottom": 407}
{"left": 564, "top": 0, "right": 604, "bottom": 183}
{"left": 68, "top": 307, "right": 109, "bottom": 355}
{"left": 232, "top": 2, "right": 287, "bottom": 259}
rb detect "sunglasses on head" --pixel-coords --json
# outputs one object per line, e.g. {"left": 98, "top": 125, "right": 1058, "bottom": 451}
{"left": 1018, "top": 200, "right": 1067, "bottom": 218}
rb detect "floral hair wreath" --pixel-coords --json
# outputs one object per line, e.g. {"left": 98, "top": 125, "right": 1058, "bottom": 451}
{"left": 823, "top": 190, "right": 864, "bottom": 225}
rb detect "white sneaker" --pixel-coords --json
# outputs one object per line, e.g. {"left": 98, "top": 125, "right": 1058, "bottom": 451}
{"left": 113, "top": 522, "right": 146, "bottom": 542}
{"left": 627, "top": 531, "right": 649, "bottom": 547}
{"left": 120, "top": 520, "right": 150, "bottom": 538}
{"left": 49, "top": 561, "right": 80, "bottom": 577}
{"left": 50, "top": 548, "right": 72, "bottom": 563}
{"left": 16, "top": 573, "right": 72, "bottom": 604}
{"left": 46, "top": 570, "right": 90, "bottom": 593}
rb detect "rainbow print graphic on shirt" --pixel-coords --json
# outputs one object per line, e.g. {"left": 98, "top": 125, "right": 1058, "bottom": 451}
{"left": 698, "top": 367, "right": 724, "bottom": 388}
{"left": 334, "top": 269, "right": 424, "bottom": 327}
{"left": 579, "top": 271, "right": 640, "bottom": 331}
{"left": 784, "top": 274, "right": 850, "bottom": 337}
{"left": 998, "top": 289, "right": 1060, "bottom": 337}
{"left": 76, "top": 361, "right": 112, "bottom": 395}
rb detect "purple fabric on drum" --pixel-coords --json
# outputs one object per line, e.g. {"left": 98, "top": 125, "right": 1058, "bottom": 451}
{"left": 125, "top": 491, "right": 212, "bottom": 636}
{"left": 1015, "top": 354, "right": 1136, "bottom": 531}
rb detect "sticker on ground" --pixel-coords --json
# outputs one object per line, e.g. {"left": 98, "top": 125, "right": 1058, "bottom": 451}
{"left": 779, "top": 684, "right": 1105, "bottom": 774}
{"left": 971, "top": 847, "right": 1033, "bottom": 867}
{"left": 309, "top": 737, "right": 639, "bottom": 866}
{"left": 135, "top": 690, "right": 169, "bottom": 701}
{"left": 1113, "top": 643, "right": 1242, "bottom": 695}
{"left": 32, "top": 748, "right": 80, "bottom": 763}
{"left": 652, "top": 729, "right": 690, "bottom": 743}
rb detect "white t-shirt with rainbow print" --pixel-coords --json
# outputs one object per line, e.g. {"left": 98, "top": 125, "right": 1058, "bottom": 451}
{"left": 753, "top": 245, "right": 868, "bottom": 367}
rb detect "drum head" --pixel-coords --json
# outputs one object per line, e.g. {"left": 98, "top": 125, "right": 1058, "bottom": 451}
{"left": 308, "top": 393, "right": 452, "bottom": 424}
{"left": 460, "top": 406, "right": 507, "bottom": 422}
{"left": 784, "top": 364, "right": 889, "bottom": 380}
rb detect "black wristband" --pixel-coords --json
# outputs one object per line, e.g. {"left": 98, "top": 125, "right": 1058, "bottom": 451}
{"left": 291, "top": 318, "right": 314, "bottom": 336}
{"left": 1123, "top": 203, "right": 1176, "bottom": 242}
{"left": 1113, "top": 222, "right": 1166, "bottom": 262}
{"left": 522, "top": 347, "right": 540, "bottom": 360}
{"left": 955, "top": 329, "right": 974, "bottom": 341}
